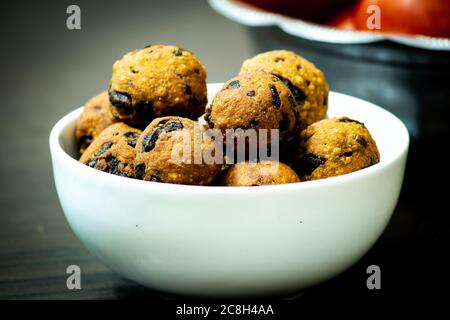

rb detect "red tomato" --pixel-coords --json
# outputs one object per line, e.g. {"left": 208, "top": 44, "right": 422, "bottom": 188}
{"left": 354, "top": 0, "right": 450, "bottom": 38}
{"left": 328, "top": 5, "right": 357, "bottom": 30}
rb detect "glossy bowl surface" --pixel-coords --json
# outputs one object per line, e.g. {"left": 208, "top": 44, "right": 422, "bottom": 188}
{"left": 49, "top": 83, "right": 409, "bottom": 297}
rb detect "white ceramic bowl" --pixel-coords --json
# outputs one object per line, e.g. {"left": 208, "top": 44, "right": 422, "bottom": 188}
{"left": 49, "top": 83, "right": 409, "bottom": 297}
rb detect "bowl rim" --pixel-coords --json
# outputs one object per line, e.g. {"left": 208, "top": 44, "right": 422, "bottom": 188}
{"left": 49, "top": 87, "right": 409, "bottom": 194}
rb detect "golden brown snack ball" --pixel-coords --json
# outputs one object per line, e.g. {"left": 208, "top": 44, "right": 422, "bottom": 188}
{"left": 293, "top": 117, "right": 380, "bottom": 181}
{"left": 221, "top": 161, "right": 300, "bottom": 186}
{"left": 134, "top": 117, "right": 222, "bottom": 185}
{"left": 204, "top": 71, "right": 299, "bottom": 149}
{"left": 75, "top": 91, "right": 117, "bottom": 154}
{"left": 79, "top": 123, "right": 142, "bottom": 178}
{"left": 240, "top": 50, "right": 329, "bottom": 129}
{"left": 109, "top": 45, "right": 207, "bottom": 128}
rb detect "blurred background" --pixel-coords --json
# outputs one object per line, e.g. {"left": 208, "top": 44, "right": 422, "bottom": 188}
{"left": 1, "top": 0, "right": 449, "bottom": 302}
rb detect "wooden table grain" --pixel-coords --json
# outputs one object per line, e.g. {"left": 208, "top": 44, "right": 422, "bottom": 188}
{"left": 1, "top": 0, "right": 449, "bottom": 306}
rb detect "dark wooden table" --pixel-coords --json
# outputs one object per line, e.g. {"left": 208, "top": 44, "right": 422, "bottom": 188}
{"left": 1, "top": 0, "right": 449, "bottom": 308}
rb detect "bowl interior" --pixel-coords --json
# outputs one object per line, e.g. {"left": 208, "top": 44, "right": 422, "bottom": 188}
{"left": 53, "top": 83, "right": 409, "bottom": 185}
{"left": 58, "top": 111, "right": 79, "bottom": 159}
